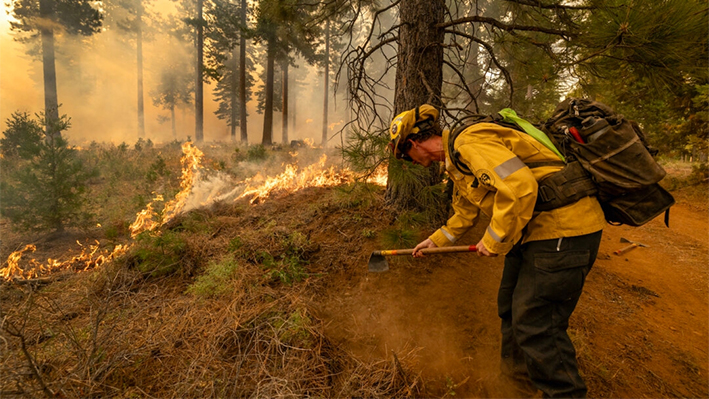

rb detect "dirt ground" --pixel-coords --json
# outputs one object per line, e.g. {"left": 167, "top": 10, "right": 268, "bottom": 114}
{"left": 1, "top": 180, "right": 707, "bottom": 398}
{"left": 313, "top": 187, "right": 709, "bottom": 398}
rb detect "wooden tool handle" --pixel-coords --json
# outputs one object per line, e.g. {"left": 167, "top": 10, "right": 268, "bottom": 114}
{"left": 375, "top": 245, "right": 477, "bottom": 257}
{"left": 614, "top": 243, "right": 638, "bottom": 255}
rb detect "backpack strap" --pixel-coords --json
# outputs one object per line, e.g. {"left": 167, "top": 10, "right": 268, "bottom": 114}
{"left": 447, "top": 117, "right": 564, "bottom": 176}
{"left": 447, "top": 118, "right": 596, "bottom": 212}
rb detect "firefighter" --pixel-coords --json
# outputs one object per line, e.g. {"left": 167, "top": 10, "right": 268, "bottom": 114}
{"left": 389, "top": 104, "right": 606, "bottom": 398}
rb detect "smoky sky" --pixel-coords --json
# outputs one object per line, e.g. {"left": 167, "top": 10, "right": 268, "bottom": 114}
{"left": 0, "top": 1, "right": 349, "bottom": 145}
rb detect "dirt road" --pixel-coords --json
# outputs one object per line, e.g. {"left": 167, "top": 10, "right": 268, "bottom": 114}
{"left": 315, "top": 191, "right": 708, "bottom": 397}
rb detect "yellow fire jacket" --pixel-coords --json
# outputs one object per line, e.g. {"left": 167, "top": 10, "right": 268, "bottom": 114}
{"left": 428, "top": 123, "right": 606, "bottom": 255}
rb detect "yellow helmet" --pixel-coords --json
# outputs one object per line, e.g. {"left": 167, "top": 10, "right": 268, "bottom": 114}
{"left": 388, "top": 104, "right": 439, "bottom": 160}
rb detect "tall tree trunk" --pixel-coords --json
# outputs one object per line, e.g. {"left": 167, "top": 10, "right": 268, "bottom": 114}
{"left": 282, "top": 61, "right": 288, "bottom": 144}
{"left": 230, "top": 49, "right": 238, "bottom": 141}
{"left": 39, "top": 0, "right": 59, "bottom": 136}
{"left": 171, "top": 104, "right": 176, "bottom": 138}
{"left": 465, "top": 5, "right": 481, "bottom": 114}
{"left": 321, "top": 19, "right": 330, "bottom": 147}
{"left": 137, "top": 0, "right": 145, "bottom": 137}
{"left": 386, "top": 0, "right": 445, "bottom": 210}
{"left": 292, "top": 85, "right": 296, "bottom": 134}
{"left": 195, "top": 0, "right": 204, "bottom": 142}
{"left": 239, "top": 0, "right": 248, "bottom": 143}
{"left": 261, "top": 42, "right": 275, "bottom": 145}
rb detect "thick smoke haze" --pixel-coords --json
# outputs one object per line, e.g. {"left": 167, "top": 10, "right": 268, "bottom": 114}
{"left": 0, "top": 2, "right": 347, "bottom": 145}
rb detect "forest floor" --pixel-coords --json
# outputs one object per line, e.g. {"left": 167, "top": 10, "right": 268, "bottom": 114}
{"left": 1, "top": 157, "right": 707, "bottom": 398}
{"left": 314, "top": 182, "right": 709, "bottom": 398}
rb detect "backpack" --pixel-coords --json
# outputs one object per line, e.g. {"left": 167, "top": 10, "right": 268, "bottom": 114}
{"left": 447, "top": 99, "right": 674, "bottom": 227}
{"left": 542, "top": 98, "right": 674, "bottom": 226}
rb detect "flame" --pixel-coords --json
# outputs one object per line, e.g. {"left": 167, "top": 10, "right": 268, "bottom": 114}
{"left": 235, "top": 154, "right": 387, "bottom": 204}
{"left": 0, "top": 242, "right": 130, "bottom": 282}
{"left": 0, "top": 245, "right": 37, "bottom": 280}
{"left": 328, "top": 120, "right": 343, "bottom": 131}
{"left": 1, "top": 141, "right": 389, "bottom": 281}
{"left": 160, "top": 142, "right": 204, "bottom": 224}
{"left": 367, "top": 164, "right": 388, "bottom": 186}
{"left": 129, "top": 142, "right": 204, "bottom": 238}
{"left": 129, "top": 202, "right": 160, "bottom": 238}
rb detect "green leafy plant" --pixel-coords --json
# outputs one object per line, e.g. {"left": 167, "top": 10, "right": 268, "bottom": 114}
{"left": 0, "top": 112, "right": 96, "bottom": 232}
{"left": 133, "top": 231, "right": 187, "bottom": 277}
{"left": 227, "top": 236, "right": 244, "bottom": 252}
{"left": 247, "top": 144, "right": 268, "bottom": 161}
{"left": 187, "top": 255, "right": 239, "bottom": 297}
{"left": 146, "top": 155, "right": 170, "bottom": 183}
{"left": 134, "top": 137, "right": 153, "bottom": 152}
{"left": 256, "top": 249, "right": 308, "bottom": 286}
{"left": 379, "top": 226, "right": 419, "bottom": 250}
{"left": 0, "top": 111, "right": 43, "bottom": 159}
{"left": 276, "top": 308, "right": 313, "bottom": 346}
{"left": 332, "top": 182, "right": 380, "bottom": 209}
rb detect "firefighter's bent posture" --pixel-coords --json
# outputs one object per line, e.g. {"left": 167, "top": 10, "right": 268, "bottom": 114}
{"left": 389, "top": 105, "right": 606, "bottom": 398}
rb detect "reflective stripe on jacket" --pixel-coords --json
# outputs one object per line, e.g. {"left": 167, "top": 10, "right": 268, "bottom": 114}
{"left": 428, "top": 123, "right": 606, "bottom": 255}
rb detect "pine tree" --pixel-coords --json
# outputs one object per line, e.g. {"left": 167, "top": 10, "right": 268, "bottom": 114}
{"left": 9, "top": 0, "right": 102, "bottom": 136}
{"left": 0, "top": 113, "right": 96, "bottom": 232}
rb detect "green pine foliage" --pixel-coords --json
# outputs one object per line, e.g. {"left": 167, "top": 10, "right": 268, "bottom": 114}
{"left": 0, "top": 112, "right": 96, "bottom": 232}
{"left": 133, "top": 231, "right": 187, "bottom": 277}
{"left": 341, "top": 128, "right": 389, "bottom": 173}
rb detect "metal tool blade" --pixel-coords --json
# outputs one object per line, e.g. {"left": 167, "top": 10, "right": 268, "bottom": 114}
{"left": 367, "top": 253, "right": 389, "bottom": 272}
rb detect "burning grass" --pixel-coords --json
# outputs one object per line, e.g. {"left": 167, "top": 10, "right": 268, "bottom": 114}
{"left": 0, "top": 180, "right": 418, "bottom": 398}
{"left": 0, "top": 139, "right": 412, "bottom": 397}
{"left": 1, "top": 140, "right": 386, "bottom": 283}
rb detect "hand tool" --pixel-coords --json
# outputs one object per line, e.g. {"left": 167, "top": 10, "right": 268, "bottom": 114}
{"left": 613, "top": 237, "right": 648, "bottom": 256}
{"left": 368, "top": 245, "right": 477, "bottom": 272}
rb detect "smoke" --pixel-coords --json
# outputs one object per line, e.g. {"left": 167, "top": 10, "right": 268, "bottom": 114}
{"left": 181, "top": 171, "right": 241, "bottom": 213}
{"left": 0, "top": 1, "right": 352, "bottom": 146}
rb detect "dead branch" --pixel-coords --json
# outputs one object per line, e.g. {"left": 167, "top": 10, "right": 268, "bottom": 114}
{"left": 444, "top": 29, "right": 514, "bottom": 105}
{"left": 504, "top": 0, "right": 598, "bottom": 11}
{"left": 436, "top": 15, "right": 576, "bottom": 39}
{"left": 0, "top": 294, "right": 55, "bottom": 397}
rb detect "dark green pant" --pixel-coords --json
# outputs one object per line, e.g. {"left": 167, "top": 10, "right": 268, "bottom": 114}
{"left": 498, "top": 231, "right": 602, "bottom": 398}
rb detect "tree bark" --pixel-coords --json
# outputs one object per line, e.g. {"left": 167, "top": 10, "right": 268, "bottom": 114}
{"left": 39, "top": 0, "right": 59, "bottom": 136}
{"left": 137, "top": 0, "right": 145, "bottom": 137}
{"left": 230, "top": 47, "right": 238, "bottom": 141}
{"left": 261, "top": 41, "right": 275, "bottom": 145}
{"left": 292, "top": 85, "right": 296, "bottom": 133}
{"left": 386, "top": 0, "right": 445, "bottom": 210}
{"left": 171, "top": 104, "right": 176, "bottom": 138}
{"left": 282, "top": 61, "right": 288, "bottom": 144}
{"left": 239, "top": 0, "right": 248, "bottom": 143}
{"left": 321, "top": 19, "right": 330, "bottom": 147}
{"left": 195, "top": 0, "right": 204, "bottom": 142}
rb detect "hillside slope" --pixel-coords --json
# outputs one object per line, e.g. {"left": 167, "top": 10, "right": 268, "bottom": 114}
{"left": 1, "top": 183, "right": 707, "bottom": 398}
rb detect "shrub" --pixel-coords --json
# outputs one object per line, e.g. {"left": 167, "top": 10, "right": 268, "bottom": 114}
{"left": 0, "top": 111, "right": 43, "bottom": 159}
{"left": 146, "top": 155, "right": 170, "bottom": 183}
{"left": 0, "top": 112, "right": 96, "bottom": 232}
{"left": 247, "top": 144, "right": 268, "bottom": 161}
{"left": 187, "top": 255, "right": 239, "bottom": 297}
{"left": 378, "top": 226, "right": 419, "bottom": 250}
{"left": 257, "top": 251, "right": 308, "bottom": 286}
{"left": 133, "top": 231, "right": 187, "bottom": 277}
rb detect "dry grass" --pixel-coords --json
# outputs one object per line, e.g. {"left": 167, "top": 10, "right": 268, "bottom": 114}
{"left": 0, "top": 256, "right": 417, "bottom": 398}
{"left": 0, "top": 184, "right": 415, "bottom": 398}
